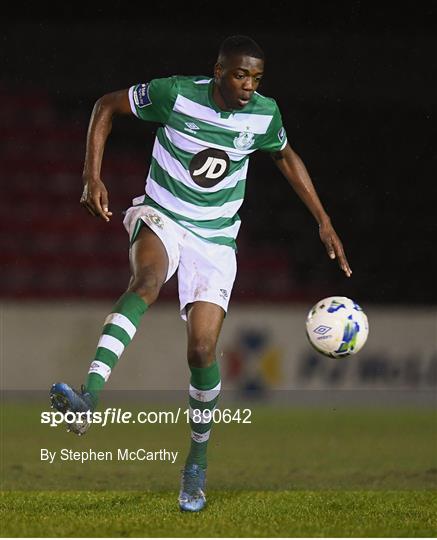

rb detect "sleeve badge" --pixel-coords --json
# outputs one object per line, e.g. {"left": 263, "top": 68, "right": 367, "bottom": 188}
{"left": 133, "top": 83, "right": 152, "bottom": 108}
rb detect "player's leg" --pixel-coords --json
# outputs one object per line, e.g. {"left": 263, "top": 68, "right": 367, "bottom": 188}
{"left": 177, "top": 236, "right": 236, "bottom": 510}
{"left": 50, "top": 224, "right": 170, "bottom": 431}
{"left": 82, "top": 225, "right": 169, "bottom": 406}
{"left": 185, "top": 301, "right": 224, "bottom": 467}
{"left": 179, "top": 301, "right": 225, "bottom": 512}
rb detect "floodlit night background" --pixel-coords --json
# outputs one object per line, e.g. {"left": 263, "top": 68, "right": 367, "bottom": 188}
{"left": 2, "top": 6, "right": 435, "bottom": 305}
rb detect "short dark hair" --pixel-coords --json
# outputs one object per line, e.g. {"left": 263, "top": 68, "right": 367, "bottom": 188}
{"left": 218, "top": 35, "right": 264, "bottom": 61}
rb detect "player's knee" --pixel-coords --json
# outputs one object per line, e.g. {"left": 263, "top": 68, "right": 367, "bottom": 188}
{"left": 187, "top": 339, "right": 217, "bottom": 368}
{"left": 128, "top": 267, "right": 162, "bottom": 305}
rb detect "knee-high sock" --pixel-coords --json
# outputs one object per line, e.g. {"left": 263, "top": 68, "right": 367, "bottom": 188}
{"left": 85, "top": 291, "right": 148, "bottom": 407}
{"left": 185, "top": 361, "right": 221, "bottom": 470}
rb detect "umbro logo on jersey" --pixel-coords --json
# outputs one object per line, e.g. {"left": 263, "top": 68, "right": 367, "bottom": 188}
{"left": 184, "top": 122, "right": 200, "bottom": 135}
{"left": 189, "top": 148, "right": 230, "bottom": 187}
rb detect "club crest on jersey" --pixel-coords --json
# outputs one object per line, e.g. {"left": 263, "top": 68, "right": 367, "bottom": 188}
{"left": 233, "top": 130, "right": 255, "bottom": 150}
{"left": 133, "top": 83, "right": 152, "bottom": 108}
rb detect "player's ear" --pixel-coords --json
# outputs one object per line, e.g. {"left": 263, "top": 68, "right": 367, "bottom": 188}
{"left": 214, "top": 62, "right": 224, "bottom": 81}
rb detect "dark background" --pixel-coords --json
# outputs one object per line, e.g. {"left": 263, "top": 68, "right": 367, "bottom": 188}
{"left": 2, "top": 3, "right": 436, "bottom": 305}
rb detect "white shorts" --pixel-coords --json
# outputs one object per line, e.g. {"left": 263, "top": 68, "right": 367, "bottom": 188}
{"left": 123, "top": 205, "right": 237, "bottom": 320}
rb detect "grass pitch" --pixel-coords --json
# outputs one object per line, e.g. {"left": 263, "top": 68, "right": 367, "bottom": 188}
{"left": 2, "top": 490, "right": 437, "bottom": 537}
{"left": 1, "top": 402, "right": 436, "bottom": 536}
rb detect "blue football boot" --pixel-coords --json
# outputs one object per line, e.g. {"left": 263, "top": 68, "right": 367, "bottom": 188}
{"left": 178, "top": 464, "right": 207, "bottom": 512}
{"left": 49, "top": 382, "right": 94, "bottom": 436}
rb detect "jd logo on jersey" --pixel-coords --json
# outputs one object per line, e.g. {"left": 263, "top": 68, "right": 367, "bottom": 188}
{"left": 189, "top": 148, "right": 230, "bottom": 188}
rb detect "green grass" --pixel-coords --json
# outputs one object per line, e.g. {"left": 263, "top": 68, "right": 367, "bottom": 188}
{"left": 2, "top": 490, "right": 437, "bottom": 537}
{"left": 1, "top": 402, "right": 436, "bottom": 536}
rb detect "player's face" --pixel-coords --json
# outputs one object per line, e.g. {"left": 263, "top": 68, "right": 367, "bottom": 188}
{"left": 214, "top": 54, "right": 264, "bottom": 110}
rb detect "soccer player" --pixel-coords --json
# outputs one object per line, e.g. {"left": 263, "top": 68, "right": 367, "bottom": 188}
{"left": 50, "top": 35, "right": 352, "bottom": 512}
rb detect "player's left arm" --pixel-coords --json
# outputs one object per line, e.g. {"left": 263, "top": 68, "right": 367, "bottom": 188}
{"left": 271, "top": 143, "right": 352, "bottom": 277}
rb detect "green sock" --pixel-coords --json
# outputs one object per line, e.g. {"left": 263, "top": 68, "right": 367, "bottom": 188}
{"left": 85, "top": 291, "right": 148, "bottom": 407}
{"left": 185, "top": 361, "right": 221, "bottom": 470}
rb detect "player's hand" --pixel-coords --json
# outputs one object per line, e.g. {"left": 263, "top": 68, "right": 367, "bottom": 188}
{"left": 80, "top": 177, "right": 113, "bottom": 222}
{"left": 319, "top": 220, "right": 352, "bottom": 277}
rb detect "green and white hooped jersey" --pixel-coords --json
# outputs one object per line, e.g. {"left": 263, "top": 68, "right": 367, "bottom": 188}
{"left": 128, "top": 75, "right": 287, "bottom": 249}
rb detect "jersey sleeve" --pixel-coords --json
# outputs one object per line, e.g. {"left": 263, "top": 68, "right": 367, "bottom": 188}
{"left": 128, "top": 76, "right": 179, "bottom": 123}
{"left": 258, "top": 101, "right": 288, "bottom": 152}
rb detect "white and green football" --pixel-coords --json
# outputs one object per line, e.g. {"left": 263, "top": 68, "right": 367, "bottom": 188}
{"left": 306, "top": 296, "right": 369, "bottom": 358}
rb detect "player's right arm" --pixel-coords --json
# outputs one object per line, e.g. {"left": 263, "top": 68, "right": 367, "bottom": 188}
{"left": 81, "top": 78, "right": 178, "bottom": 221}
{"left": 81, "top": 90, "right": 132, "bottom": 222}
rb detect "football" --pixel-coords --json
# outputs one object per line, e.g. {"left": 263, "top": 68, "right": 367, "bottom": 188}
{"left": 306, "top": 296, "right": 369, "bottom": 358}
